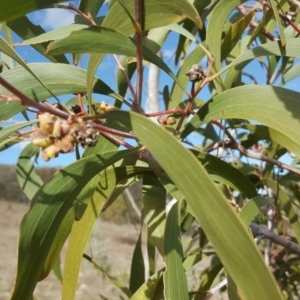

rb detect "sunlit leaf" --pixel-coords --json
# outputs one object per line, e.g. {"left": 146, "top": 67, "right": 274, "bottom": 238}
{"left": 46, "top": 26, "right": 187, "bottom": 94}
{"left": 106, "top": 110, "right": 284, "bottom": 300}
{"left": 102, "top": 0, "right": 202, "bottom": 35}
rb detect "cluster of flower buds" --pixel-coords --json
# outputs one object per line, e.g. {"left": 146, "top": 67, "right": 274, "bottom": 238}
{"left": 31, "top": 113, "right": 99, "bottom": 161}
{"left": 99, "top": 101, "right": 115, "bottom": 112}
{"left": 72, "top": 124, "right": 99, "bottom": 148}
{"left": 157, "top": 115, "right": 176, "bottom": 126}
{"left": 185, "top": 64, "right": 207, "bottom": 82}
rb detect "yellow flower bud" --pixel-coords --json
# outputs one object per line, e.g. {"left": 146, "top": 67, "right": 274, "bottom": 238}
{"left": 32, "top": 137, "right": 53, "bottom": 148}
{"left": 41, "top": 145, "right": 60, "bottom": 161}
{"left": 38, "top": 113, "right": 54, "bottom": 134}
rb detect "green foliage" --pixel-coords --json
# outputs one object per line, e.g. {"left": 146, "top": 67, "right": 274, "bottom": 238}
{"left": 1, "top": 1, "right": 300, "bottom": 299}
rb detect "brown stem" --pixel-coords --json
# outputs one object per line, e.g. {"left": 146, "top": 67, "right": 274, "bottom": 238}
{"left": 132, "top": 0, "right": 144, "bottom": 113}
{"left": 113, "top": 54, "right": 136, "bottom": 103}
{"left": 145, "top": 109, "right": 195, "bottom": 117}
{"left": 210, "top": 120, "right": 300, "bottom": 176}
{"left": 174, "top": 82, "right": 195, "bottom": 136}
{"left": 55, "top": 4, "right": 97, "bottom": 26}
{"left": 0, "top": 76, "right": 68, "bottom": 119}
{"left": 262, "top": 1, "right": 300, "bottom": 35}
{"left": 100, "top": 131, "right": 134, "bottom": 149}
{"left": 236, "top": 5, "right": 279, "bottom": 42}
{"left": 93, "top": 123, "right": 137, "bottom": 139}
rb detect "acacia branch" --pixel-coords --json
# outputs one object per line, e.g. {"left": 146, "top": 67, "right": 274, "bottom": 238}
{"left": 209, "top": 120, "right": 300, "bottom": 176}
{"left": 250, "top": 223, "right": 300, "bottom": 255}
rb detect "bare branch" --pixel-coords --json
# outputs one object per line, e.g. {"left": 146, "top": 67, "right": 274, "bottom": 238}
{"left": 250, "top": 222, "right": 300, "bottom": 256}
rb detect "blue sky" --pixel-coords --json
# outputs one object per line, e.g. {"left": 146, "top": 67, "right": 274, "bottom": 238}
{"left": 1, "top": 2, "right": 300, "bottom": 167}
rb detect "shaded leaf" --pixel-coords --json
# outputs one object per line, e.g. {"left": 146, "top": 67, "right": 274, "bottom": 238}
{"left": 7, "top": 16, "right": 69, "bottom": 64}
{"left": 130, "top": 230, "right": 145, "bottom": 295}
{"left": 11, "top": 149, "right": 138, "bottom": 300}
{"left": 0, "top": 0, "right": 67, "bottom": 22}
{"left": 0, "top": 120, "right": 37, "bottom": 147}
{"left": 0, "top": 63, "right": 124, "bottom": 120}
{"left": 265, "top": 179, "right": 300, "bottom": 245}
{"left": 16, "top": 143, "right": 43, "bottom": 200}
{"left": 163, "top": 200, "right": 189, "bottom": 300}
{"left": 239, "top": 196, "right": 274, "bottom": 227}
{"left": 181, "top": 85, "right": 300, "bottom": 159}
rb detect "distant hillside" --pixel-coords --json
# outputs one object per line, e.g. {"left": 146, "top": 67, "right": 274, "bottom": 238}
{"left": 0, "top": 164, "right": 59, "bottom": 202}
{"left": 0, "top": 164, "right": 143, "bottom": 224}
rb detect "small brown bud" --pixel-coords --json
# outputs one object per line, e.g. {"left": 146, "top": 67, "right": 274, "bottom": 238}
{"left": 185, "top": 64, "right": 206, "bottom": 82}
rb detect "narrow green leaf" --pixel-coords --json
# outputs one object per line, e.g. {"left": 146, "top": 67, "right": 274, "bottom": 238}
{"left": 181, "top": 85, "right": 300, "bottom": 159}
{"left": 280, "top": 62, "right": 300, "bottom": 86}
{"left": 143, "top": 173, "right": 166, "bottom": 257}
{"left": 239, "top": 196, "right": 274, "bottom": 227}
{"left": 223, "top": 38, "right": 300, "bottom": 88}
{"left": 102, "top": 0, "right": 202, "bottom": 36}
{"left": 20, "top": 24, "right": 88, "bottom": 45}
{"left": 221, "top": 9, "right": 255, "bottom": 61}
{"left": 52, "top": 256, "right": 63, "bottom": 283}
{"left": 16, "top": 143, "right": 43, "bottom": 200}
{"left": 0, "top": 120, "right": 37, "bottom": 147}
{"left": 163, "top": 200, "right": 189, "bottom": 300}
{"left": 40, "top": 208, "right": 74, "bottom": 281}
{"left": 197, "top": 255, "right": 223, "bottom": 294}
{"left": 247, "top": 6, "right": 273, "bottom": 47}
{"left": 129, "top": 230, "right": 145, "bottom": 294}
{"left": 235, "top": 124, "right": 299, "bottom": 159}
{"left": 108, "top": 110, "right": 284, "bottom": 300}
{"left": 63, "top": 167, "right": 148, "bottom": 300}
{"left": 0, "top": 0, "right": 67, "bottom": 22}
{"left": 7, "top": 16, "right": 69, "bottom": 64}
{"left": 130, "top": 269, "right": 164, "bottom": 300}
{"left": 46, "top": 26, "right": 187, "bottom": 94}
{"left": 227, "top": 274, "right": 243, "bottom": 300}
{"left": 83, "top": 253, "right": 132, "bottom": 298}
{"left": 206, "top": 0, "right": 246, "bottom": 92}
{"left": 265, "top": 179, "right": 300, "bottom": 245}
{"left": 78, "top": 0, "right": 105, "bottom": 18}
{"left": 192, "top": 150, "right": 257, "bottom": 199}
{"left": 0, "top": 63, "right": 124, "bottom": 120}
{"left": 11, "top": 149, "right": 138, "bottom": 300}
{"left": 87, "top": 53, "right": 106, "bottom": 111}
{"left": 0, "top": 36, "right": 61, "bottom": 102}
{"left": 62, "top": 169, "right": 120, "bottom": 300}
{"left": 269, "top": 0, "right": 286, "bottom": 47}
